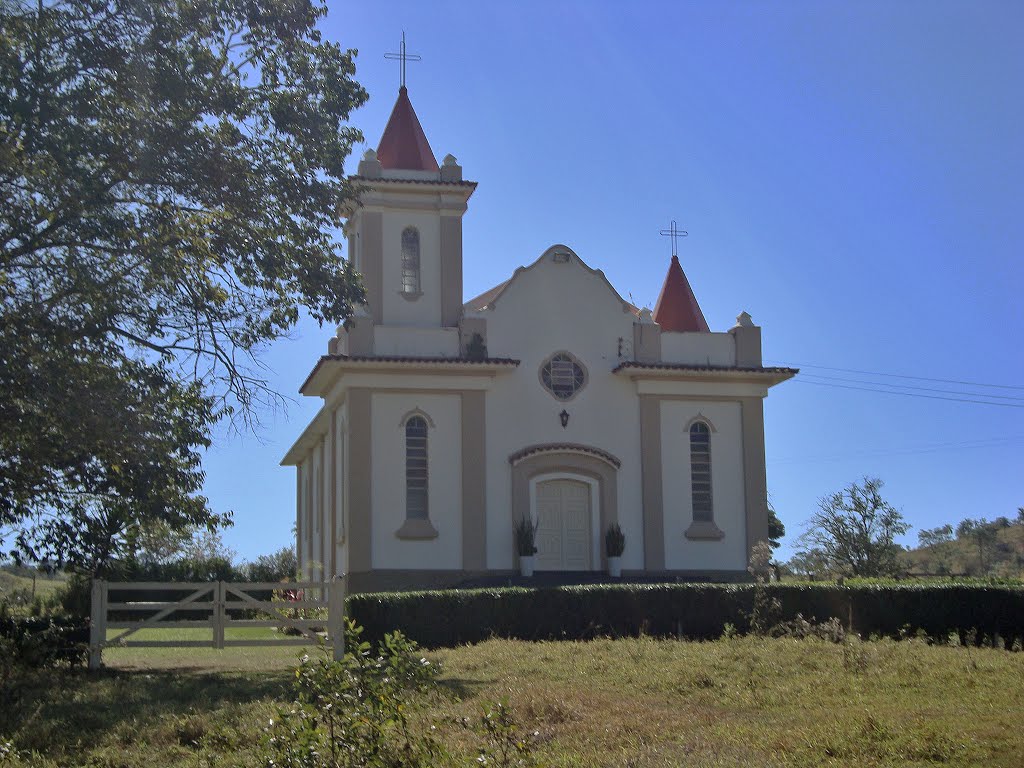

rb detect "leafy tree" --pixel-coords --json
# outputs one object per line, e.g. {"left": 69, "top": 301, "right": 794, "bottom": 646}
{"left": 1, "top": 0, "right": 367, "bottom": 572}
{"left": 918, "top": 524, "right": 953, "bottom": 548}
{"left": 795, "top": 477, "right": 909, "bottom": 577}
{"left": 956, "top": 518, "right": 1001, "bottom": 575}
{"left": 241, "top": 546, "right": 297, "bottom": 583}
{"left": 767, "top": 503, "right": 786, "bottom": 550}
{"left": 786, "top": 547, "right": 830, "bottom": 578}
{"left": 916, "top": 524, "right": 955, "bottom": 574}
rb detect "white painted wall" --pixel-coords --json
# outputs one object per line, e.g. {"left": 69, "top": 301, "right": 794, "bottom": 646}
{"left": 660, "top": 332, "right": 736, "bottom": 366}
{"left": 373, "top": 326, "right": 459, "bottom": 357}
{"left": 483, "top": 250, "right": 645, "bottom": 570}
{"left": 660, "top": 400, "right": 747, "bottom": 571}
{"left": 381, "top": 213, "right": 441, "bottom": 327}
{"left": 371, "top": 392, "right": 463, "bottom": 569}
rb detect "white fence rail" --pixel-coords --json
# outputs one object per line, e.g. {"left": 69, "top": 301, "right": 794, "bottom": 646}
{"left": 89, "top": 577, "right": 345, "bottom": 669}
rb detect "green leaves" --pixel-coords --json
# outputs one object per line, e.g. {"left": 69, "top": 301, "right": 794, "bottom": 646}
{"left": 0, "top": 0, "right": 366, "bottom": 570}
{"left": 795, "top": 477, "right": 909, "bottom": 578}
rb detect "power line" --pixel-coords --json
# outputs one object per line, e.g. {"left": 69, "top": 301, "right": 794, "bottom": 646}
{"left": 768, "top": 435, "right": 1024, "bottom": 466}
{"left": 798, "top": 373, "right": 1024, "bottom": 402}
{"left": 766, "top": 361, "right": 1024, "bottom": 391}
{"left": 791, "top": 379, "right": 1024, "bottom": 408}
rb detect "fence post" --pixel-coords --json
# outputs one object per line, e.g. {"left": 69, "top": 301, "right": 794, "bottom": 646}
{"left": 213, "top": 581, "right": 226, "bottom": 649}
{"left": 88, "top": 579, "right": 104, "bottom": 670}
{"left": 329, "top": 574, "right": 345, "bottom": 661}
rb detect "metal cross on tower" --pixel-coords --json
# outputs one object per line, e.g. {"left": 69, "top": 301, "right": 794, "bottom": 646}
{"left": 384, "top": 31, "right": 422, "bottom": 88}
{"left": 659, "top": 219, "right": 688, "bottom": 258}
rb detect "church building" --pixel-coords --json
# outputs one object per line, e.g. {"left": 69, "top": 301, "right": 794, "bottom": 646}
{"left": 282, "top": 84, "right": 796, "bottom": 593}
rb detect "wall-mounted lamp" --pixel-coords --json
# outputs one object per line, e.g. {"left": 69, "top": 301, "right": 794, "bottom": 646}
{"left": 559, "top": 410, "right": 570, "bottom": 428}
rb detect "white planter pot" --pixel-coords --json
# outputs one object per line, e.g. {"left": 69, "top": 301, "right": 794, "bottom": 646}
{"left": 519, "top": 556, "right": 535, "bottom": 577}
{"left": 607, "top": 556, "right": 622, "bottom": 578}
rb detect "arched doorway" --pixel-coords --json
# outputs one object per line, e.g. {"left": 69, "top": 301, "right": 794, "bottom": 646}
{"left": 509, "top": 444, "right": 620, "bottom": 572}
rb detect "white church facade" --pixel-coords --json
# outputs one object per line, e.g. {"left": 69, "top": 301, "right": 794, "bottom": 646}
{"left": 282, "top": 85, "right": 796, "bottom": 592}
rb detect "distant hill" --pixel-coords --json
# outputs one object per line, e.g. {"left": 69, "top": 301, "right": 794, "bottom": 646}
{"left": 901, "top": 514, "right": 1024, "bottom": 578}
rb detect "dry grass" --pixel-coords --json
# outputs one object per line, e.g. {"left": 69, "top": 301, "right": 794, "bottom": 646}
{"left": 3, "top": 634, "right": 1023, "bottom": 767}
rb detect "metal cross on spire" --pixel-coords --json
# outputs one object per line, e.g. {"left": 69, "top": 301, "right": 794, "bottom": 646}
{"left": 659, "top": 219, "right": 688, "bottom": 258}
{"left": 384, "top": 31, "right": 421, "bottom": 89}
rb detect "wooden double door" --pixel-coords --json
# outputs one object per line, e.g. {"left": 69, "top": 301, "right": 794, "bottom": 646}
{"left": 535, "top": 479, "right": 592, "bottom": 571}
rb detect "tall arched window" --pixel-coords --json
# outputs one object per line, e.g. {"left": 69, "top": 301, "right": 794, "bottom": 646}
{"left": 405, "top": 416, "right": 428, "bottom": 520}
{"left": 689, "top": 422, "right": 713, "bottom": 522}
{"left": 401, "top": 227, "right": 420, "bottom": 294}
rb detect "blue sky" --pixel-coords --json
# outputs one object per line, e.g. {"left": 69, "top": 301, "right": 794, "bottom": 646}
{"left": 205, "top": 1, "right": 1023, "bottom": 562}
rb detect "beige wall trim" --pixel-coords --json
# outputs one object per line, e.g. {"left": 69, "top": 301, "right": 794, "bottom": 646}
{"left": 739, "top": 396, "right": 769, "bottom": 563}
{"left": 509, "top": 450, "right": 618, "bottom": 570}
{"left": 361, "top": 212, "right": 384, "bottom": 325}
{"left": 461, "top": 390, "right": 487, "bottom": 570}
{"left": 395, "top": 518, "right": 439, "bottom": 539}
{"left": 639, "top": 396, "right": 665, "bottom": 571}
{"left": 440, "top": 215, "right": 463, "bottom": 328}
{"left": 509, "top": 443, "right": 620, "bottom": 469}
{"left": 347, "top": 388, "right": 373, "bottom": 572}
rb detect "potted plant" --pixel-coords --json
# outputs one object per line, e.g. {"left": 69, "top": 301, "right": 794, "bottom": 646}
{"left": 514, "top": 517, "right": 538, "bottom": 577}
{"left": 605, "top": 523, "right": 625, "bottom": 578}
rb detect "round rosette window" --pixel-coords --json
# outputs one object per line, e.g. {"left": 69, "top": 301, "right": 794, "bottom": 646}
{"left": 540, "top": 352, "right": 586, "bottom": 400}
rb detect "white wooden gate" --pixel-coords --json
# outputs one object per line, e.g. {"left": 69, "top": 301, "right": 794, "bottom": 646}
{"left": 88, "top": 577, "right": 345, "bottom": 669}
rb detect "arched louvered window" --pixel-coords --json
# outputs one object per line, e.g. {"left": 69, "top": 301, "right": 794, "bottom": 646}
{"left": 405, "top": 416, "right": 428, "bottom": 520}
{"left": 689, "top": 422, "right": 713, "bottom": 522}
{"left": 401, "top": 227, "right": 420, "bottom": 294}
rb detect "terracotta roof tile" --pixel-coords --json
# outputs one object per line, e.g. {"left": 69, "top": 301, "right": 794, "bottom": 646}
{"left": 352, "top": 175, "right": 477, "bottom": 188}
{"left": 612, "top": 362, "right": 799, "bottom": 375}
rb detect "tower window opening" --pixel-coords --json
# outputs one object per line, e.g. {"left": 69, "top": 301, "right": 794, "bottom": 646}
{"left": 401, "top": 227, "right": 421, "bottom": 294}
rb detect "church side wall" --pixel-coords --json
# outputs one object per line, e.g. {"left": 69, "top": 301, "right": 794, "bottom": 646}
{"left": 660, "top": 400, "right": 747, "bottom": 571}
{"left": 381, "top": 212, "right": 442, "bottom": 327}
{"left": 482, "top": 256, "right": 645, "bottom": 571}
{"left": 370, "top": 392, "right": 463, "bottom": 570}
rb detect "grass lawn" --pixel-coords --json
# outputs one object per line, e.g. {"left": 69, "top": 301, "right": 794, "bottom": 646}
{"left": 3, "top": 634, "right": 1023, "bottom": 767}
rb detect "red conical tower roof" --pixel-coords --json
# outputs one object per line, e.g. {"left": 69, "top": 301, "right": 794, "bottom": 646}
{"left": 376, "top": 86, "right": 439, "bottom": 172}
{"left": 653, "top": 255, "right": 710, "bottom": 332}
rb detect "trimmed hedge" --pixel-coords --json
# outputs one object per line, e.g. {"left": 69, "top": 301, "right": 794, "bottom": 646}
{"left": 347, "top": 583, "right": 1024, "bottom": 649}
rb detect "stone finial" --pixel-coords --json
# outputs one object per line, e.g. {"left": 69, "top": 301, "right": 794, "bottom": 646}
{"left": 357, "top": 148, "right": 382, "bottom": 178}
{"left": 729, "top": 310, "right": 762, "bottom": 366}
{"left": 440, "top": 152, "right": 463, "bottom": 182}
{"left": 733, "top": 311, "right": 755, "bottom": 328}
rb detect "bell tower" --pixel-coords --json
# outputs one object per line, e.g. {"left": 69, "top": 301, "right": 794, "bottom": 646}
{"left": 346, "top": 86, "right": 476, "bottom": 335}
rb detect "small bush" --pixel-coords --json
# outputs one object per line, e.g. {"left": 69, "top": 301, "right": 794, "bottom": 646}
{"left": 0, "top": 616, "right": 88, "bottom": 668}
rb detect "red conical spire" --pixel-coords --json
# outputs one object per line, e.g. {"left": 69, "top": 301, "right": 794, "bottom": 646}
{"left": 653, "top": 255, "right": 710, "bottom": 332}
{"left": 376, "top": 86, "right": 439, "bottom": 172}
